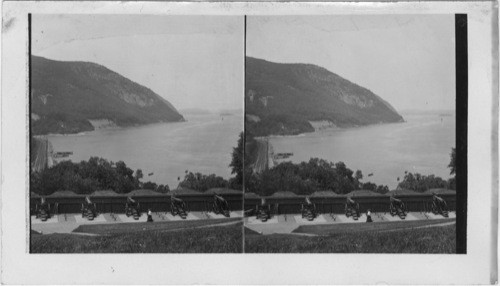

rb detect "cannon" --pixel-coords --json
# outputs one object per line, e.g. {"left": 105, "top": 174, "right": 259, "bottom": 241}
{"left": 81, "top": 196, "right": 97, "bottom": 220}
{"left": 125, "top": 197, "right": 141, "bottom": 220}
{"left": 34, "top": 197, "right": 51, "bottom": 221}
{"left": 170, "top": 196, "right": 188, "bottom": 219}
{"left": 213, "top": 194, "right": 230, "bottom": 217}
{"left": 431, "top": 193, "right": 449, "bottom": 217}
{"left": 389, "top": 196, "right": 407, "bottom": 219}
{"left": 256, "top": 198, "right": 271, "bottom": 222}
{"left": 345, "top": 197, "right": 360, "bottom": 220}
{"left": 301, "top": 197, "right": 316, "bottom": 221}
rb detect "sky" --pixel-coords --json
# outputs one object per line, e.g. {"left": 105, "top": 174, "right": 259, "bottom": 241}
{"left": 32, "top": 15, "right": 244, "bottom": 112}
{"left": 247, "top": 15, "right": 456, "bottom": 112}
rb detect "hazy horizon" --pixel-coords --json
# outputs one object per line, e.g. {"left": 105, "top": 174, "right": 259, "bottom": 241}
{"left": 247, "top": 15, "right": 456, "bottom": 112}
{"left": 32, "top": 15, "right": 244, "bottom": 112}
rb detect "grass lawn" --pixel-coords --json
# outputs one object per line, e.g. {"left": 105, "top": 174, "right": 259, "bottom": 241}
{"left": 245, "top": 224, "right": 456, "bottom": 253}
{"left": 73, "top": 217, "right": 241, "bottom": 235}
{"left": 293, "top": 218, "right": 455, "bottom": 235}
{"left": 31, "top": 222, "right": 243, "bottom": 253}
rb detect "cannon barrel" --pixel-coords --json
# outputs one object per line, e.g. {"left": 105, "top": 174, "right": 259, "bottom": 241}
{"left": 346, "top": 197, "right": 356, "bottom": 206}
{"left": 172, "top": 197, "right": 185, "bottom": 207}
{"left": 433, "top": 195, "right": 446, "bottom": 204}
{"left": 390, "top": 196, "right": 403, "bottom": 203}
{"left": 305, "top": 197, "right": 312, "bottom": 205}
{"left": 172, "top": 196, "right": 183, "bottom": 203}
{"left": 214, "top": 194, "right": 226, "bottom": 202}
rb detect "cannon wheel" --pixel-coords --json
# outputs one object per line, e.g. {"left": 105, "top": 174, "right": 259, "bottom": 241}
{"left": 390, "top": 204, "right": 396, "bottom": 216}
{"left": 431, "top": 202, "right": 438, "bottom": 214}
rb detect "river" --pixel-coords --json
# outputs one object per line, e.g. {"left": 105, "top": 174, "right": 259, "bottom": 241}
{"left": 48, "top": 113, "right": 243, "bottom": 189}
{"left": 269, "top": 111, "right": 456, "bottom": 189}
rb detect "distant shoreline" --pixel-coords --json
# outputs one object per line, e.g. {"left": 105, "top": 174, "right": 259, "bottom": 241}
{"left": 43, "top": 119, "right": 190, "bottom": 137}
{"left": 43, "top": 112, "right": 245, "bottom": 137}
{"left": 260, "top": 120, "right": 406, "bottom": 141}
{"left": 260, "top": 110, "right": 456, "bottom": 140}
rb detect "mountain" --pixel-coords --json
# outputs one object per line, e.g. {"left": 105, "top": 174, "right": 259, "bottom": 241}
{"left": 245, "top": 57, "right": 404, "bottom": 136}
{"left": 30, "top": 56, "right": 184, "bottom": 135}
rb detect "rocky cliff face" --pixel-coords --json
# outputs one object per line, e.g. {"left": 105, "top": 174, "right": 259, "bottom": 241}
{"left": 31, "top": 56, "right": 184, "bottom": 135}
{"left": 245, "top": 57, "right": 404, "bottom": 136}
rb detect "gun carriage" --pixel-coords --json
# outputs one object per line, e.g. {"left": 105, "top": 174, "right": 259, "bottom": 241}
{"left": 81, "top": 196, "right": 97, "bottom": 220}
{"left": 345, "top": 197, "right": 360, "bottom": 220}
{"left": 34, "top": 197, "right": 51, "bottom": 221}
{"left": 389, "top": 196, "right": 407, "bottom": 219}
{"left": 125, "top": 197, "right": 141, "bottom": 220}
{"left": 256, "top": 198, "right": 271, "bottom": 222}
{"left": 431, "top": 194, "right": 449, "bottom": 217}
{"left": 213, "top": 194, "right": 230, "bottom": 217}
{"left": 301, "top": 197, "right": 316, "bottom": 221}
{"left": 170, "top": 196, "right": 188, "bottom": 219}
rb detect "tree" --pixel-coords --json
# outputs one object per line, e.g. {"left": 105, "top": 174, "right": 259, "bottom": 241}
{"left": 447, "top": 177, "right": 456, "bottom": 190}
{"left": 143, "top": 181, "right": 158, "bottom": 190}
{"left": 355, "top": 170, "right": 363, "bottom": 188}
{"left": 178, "top": 171, "right": 229, "bottom": 192}
{"left": 135, "top": 169, "right": 143, "bottom": 181}
{"left": 229, "top": 132, "right": 245, "bottom": 189}
{"left": 375, "top": 185, "right": 389, "bottom": 194}
{"left": 30, "top": 157, "right": 151, "bottom": 195}
{"left": 355, "top": 170, "right": 363, "bottom": 181}
{"left": 448, "top": 148, "right": 456, "bottom": 175}
{"left": 397, "top": 171, "right": 448, "bottom": 192}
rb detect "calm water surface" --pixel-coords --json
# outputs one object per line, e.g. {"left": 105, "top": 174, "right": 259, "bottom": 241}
{"left": 270, "top": 112, "right": 455, "bottom": 189}
{"left": 48, "top": 113, "right": 243, "bottom": 189}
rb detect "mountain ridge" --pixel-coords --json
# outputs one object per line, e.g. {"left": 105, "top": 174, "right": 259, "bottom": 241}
{"left": 245, "top": 56, "right": 404, "bottom": 136}
{"left": 31, "top": 56, "right": 184, "bottom": 135}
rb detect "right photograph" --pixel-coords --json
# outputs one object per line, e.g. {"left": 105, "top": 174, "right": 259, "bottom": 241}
{"left": 244, "top": 15, "right": 459, "bottom": 253}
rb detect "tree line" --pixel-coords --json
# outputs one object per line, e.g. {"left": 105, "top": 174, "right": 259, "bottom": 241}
{"left": 244, "top": 157, "right": 390, "bottom": 197}
{"left": 30, "top": 157, "right": 169, "bottom": 195}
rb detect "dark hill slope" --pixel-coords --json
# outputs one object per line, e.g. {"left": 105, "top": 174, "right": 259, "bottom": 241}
{"left": 31, "top": 56, "right": 184, "bottom": 135}
{"left": 245, "top": 57, "right": 404, "bottom": 136}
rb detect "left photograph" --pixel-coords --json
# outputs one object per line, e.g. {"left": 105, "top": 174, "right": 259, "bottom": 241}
{"left": 29, "top": 15, "right": 244, "bottom": 253}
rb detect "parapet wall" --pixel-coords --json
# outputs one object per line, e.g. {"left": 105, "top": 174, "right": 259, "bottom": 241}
{"left": 244, "top": 194, "right": 456, "bottom": 214}
{"left": 30, "top": 193, "right": 244, "bottom": 214}
{"left": 30, "top": 191, "right": 455, "bottom": 215}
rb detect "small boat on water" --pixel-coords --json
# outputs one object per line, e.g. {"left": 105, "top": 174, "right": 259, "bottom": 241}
{"left": 53, "top": 151, "right": 73, "bottom": 158}
{"left": 274, "top": 152, "right": 293, "bottom": 160}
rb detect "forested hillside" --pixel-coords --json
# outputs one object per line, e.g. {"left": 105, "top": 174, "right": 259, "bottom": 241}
{"left": 245, "top": 57, "right": 404, "bottom": 136}
{"left": 31, "top": 56, "right": 184, "bottom": 135}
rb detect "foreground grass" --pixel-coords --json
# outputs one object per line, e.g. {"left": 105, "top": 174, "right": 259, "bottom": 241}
{"left": 73, "top": 218, "right": 241, "bottom": 235}
{"left": 245, "top": 224, "right": 456, "bottom": 253}
{"left": 293, "top": 219, "right": 455, "bottom": 235}
{"left": 32, "top": 222, "right": 243, "bottom": 253}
